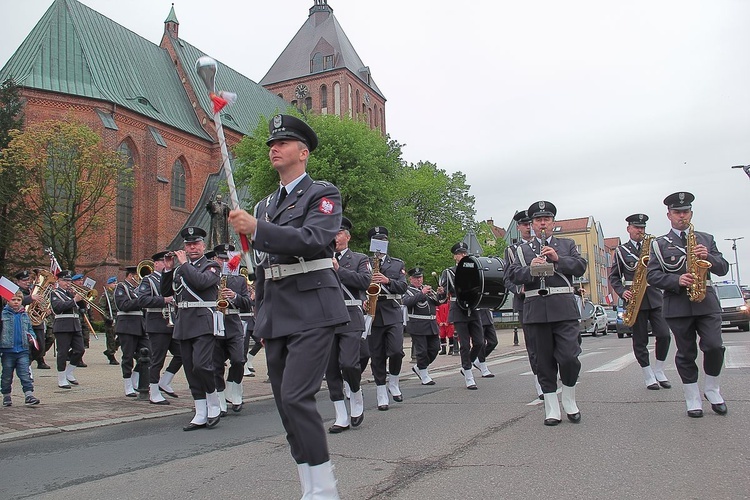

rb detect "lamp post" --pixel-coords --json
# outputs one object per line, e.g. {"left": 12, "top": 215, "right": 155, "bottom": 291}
{"left": 725, "top": 237, "right": 744, "bottom": 285}
{"left": 731, "top": 165, "right": 750, "bottom": 180}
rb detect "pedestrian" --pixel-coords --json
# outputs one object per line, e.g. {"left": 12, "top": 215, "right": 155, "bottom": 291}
{"left": 646, "top": 192, "right": 729, "bottom": 418}
{"left": 228, "top": 114, "right": 348, "bottom": 498}
{"left": 1, "top": 291, "right": 41, "bottom": 407}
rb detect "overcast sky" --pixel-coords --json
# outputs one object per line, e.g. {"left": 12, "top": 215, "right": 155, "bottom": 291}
{"left": 2, "top": 0, "right": 750, "bottom": 282}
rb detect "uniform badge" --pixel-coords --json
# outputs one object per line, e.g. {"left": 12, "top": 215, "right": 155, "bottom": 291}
{"left": 539, "top": 201, "right": 545, "bottom": 210}
{"left": 188, "top": 227, "right": 194, "bottom": 235}
{"left": 319, "top": 197, "right": 334, "bottom": 214}
{"left": 678, "top": 192, "right": 685, "bottom": 202}
{"left": 116, "top": 289, "right": 123, "bottom": 296}
{"left": 273, "top": 114, "right": 282, "bottom": 129}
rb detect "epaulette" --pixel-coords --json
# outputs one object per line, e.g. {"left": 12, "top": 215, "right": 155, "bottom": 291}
{"left": 313, "top": 180, "right": 332, "bottom": 187}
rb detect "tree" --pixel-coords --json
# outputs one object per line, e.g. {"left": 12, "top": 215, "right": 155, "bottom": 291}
{"left": 0, "top": 119, "right": 131, "bottom": 270}
{"left": 0, "top": 77, "right": 27, "bottom": 274}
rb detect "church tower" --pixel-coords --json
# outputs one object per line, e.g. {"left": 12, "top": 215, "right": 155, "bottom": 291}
{"left": 260, "top": 1, "right": 386, "bottom": 133}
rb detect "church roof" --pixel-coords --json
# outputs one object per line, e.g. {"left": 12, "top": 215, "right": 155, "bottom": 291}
{"left": 259, "top": 1, "right": 385, "bottom": 99}
{"left": 0, "top": 0, "right": 287, "bottom": 140}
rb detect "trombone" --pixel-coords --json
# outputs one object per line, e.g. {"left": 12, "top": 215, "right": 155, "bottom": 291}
{"left": 69, "top": 282, "right": 108, "bottom": 318}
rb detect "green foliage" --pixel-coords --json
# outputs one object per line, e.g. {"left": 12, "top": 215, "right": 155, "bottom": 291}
{"left": 233, "top": 110, "right": 478, "bottom": 274}
{"left": 0, "top": 119, "right": 131, "bottom": 269}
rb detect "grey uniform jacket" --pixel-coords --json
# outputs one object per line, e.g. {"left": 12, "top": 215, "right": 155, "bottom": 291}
{"left": 506, "top": 236, "right": 587, "bottom": 324}
{"left": 114, "top": 281, "right": 144, "bottom": 336}
{"left": 504, "top": 242, "right": 526, "bottom": 313}
{"left": 220, "top": 274, "right": 252, "bottom": 339}
{"left": 335, "top": 249, "right": 371, "bottom": 334}
{"left": 137, "top": 272, "right": 172, "bottom": 334}
{"left": 161, "top": 256, "right": 221, "bottom": 340}
{"left": 646, "top": 231, "right": 729, "bottom": 318}
{"left": 403, "top": 285, "right": 439, "bottom": 336}
{"left": 252, "top": 174, "right": 349, "bottom": 339}
{"left": 50, "top": 288, "right": 82, "bottom": 333}
{"left": 439, "top": 266, "right": 478, "bottom": 323}
{"left": 609, "top": 240, "right": 663, "bottom": 310}
{"left": 371, "top": 255, "right": 408, "bottom": 327}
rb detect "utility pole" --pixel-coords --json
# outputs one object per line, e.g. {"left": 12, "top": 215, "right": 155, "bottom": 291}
{"left": 725, "top": 237, "right": 744, "bottom": 285}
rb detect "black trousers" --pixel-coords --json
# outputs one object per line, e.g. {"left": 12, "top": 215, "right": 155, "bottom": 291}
{"left": 119, "top": 333, "right": 150, "bottom": 379}
{"left": 631, "top": 307, "right": 671, "bottom": 367}
{"left": 528, "top": 320, "right": 581, "bottom": 394}
{"left": 265, "top": 326, "right": 335, "bottom": 466}
{"left": 521, "top": 323, "right": 538, "bottom": 374}
{"left": 665, "top": 313, "right": 724, "bottom": 383}
{"left": 181, "top": 334, "right": 217, "bottom": 400}
{"left": 214, "top": 334, "right": 245, "bottom": 390}
{"left": 411, "top": 334, "right": 440, "bottom": 369}
{"left": 326, "top": 329, "right": 362, "bottom": 400}
{"left": 54, "top": 331, "right": 83, "bottom": 371}
{"left": 148, "top": 332, "right": 182, "bottom": 384}
{"left": 368, "top": 323, "right": 405, "bottom": 385}
{"left": 455, "top": 316, "right": 484, "bottom": 370}
{"left": 359, "top": 336, "right": 371, "bottom": 375}
{"left": 482, "top": 322, "right": 499, "bottom": 357}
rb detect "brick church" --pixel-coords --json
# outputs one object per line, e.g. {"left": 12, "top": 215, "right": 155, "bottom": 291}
{"left": 0, "top": 0, "right": 385, "bottom": 286}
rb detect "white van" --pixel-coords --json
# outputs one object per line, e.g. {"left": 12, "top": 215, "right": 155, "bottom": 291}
{"left": 713, "top": 281, "right": 750, "bottom": 331}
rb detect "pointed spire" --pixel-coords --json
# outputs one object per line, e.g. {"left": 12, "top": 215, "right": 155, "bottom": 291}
{"left": 164, "top": 3, "right": 179, "bottom": 39}
{"left": 309, "top": 0, "right": 333, "bottom": 16}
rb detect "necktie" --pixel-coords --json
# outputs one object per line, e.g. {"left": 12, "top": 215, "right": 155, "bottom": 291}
{"left": 335, "top": 252, "right": 342, "bottom": 261}
{"left": 276, "top": 187, "right": 287, "bottom": 207}
{"left": 636, "top": 243, "right": 641, "bottom": 253}
{"left": 680, "top": 231, "right": 687, "bottom": 246}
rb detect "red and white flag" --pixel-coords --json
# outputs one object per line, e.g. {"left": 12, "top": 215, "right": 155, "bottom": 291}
{"left": 50, "top": 257, "right": 62, "bottom": 276}
{"left": 0, "top": 276, "right": 20, "bottom": 301}
{"left": 605, "top": 293, "right": 613, "bottom": 305}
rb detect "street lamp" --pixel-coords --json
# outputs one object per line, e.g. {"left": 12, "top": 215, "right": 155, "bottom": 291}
{"left": 725, "top": 237, "right": 744, "bottom": 285}
{"left": 731, "top": 165, "right": 750, "bottom": 180}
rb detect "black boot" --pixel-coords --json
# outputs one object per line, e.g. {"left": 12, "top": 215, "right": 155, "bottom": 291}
{"left": 439, "top": 344, "right": 447, "bottom": 355}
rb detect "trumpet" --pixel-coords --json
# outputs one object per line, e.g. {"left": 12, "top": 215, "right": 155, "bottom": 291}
{"left": 69, "top": 282, "right": 108, "bottom": 317}
{"left": 134, "top": 259, "right": 154, "bottom": 285}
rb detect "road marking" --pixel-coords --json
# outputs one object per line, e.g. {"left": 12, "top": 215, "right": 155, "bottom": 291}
{"left": 725, "top": 345, "right": 750, "bottom": 368}
{"left": 587, "top": 352, "right": 637, "bottom": 372}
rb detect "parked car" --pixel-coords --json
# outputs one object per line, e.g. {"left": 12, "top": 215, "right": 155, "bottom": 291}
{"left": 605, "top": 308, "right": 618, "bottom": 332}
{"left": 615, "top": 298, "right": 651, "bottom": 338}
{"left": 580, "top": 301, "right": 608, "bottom": 336}
{"left": 714, "top": 281, "right": 750, "bottom": 331}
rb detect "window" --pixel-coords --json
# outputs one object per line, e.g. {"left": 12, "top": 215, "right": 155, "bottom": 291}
{"left": 324, "top": 54, "right": 334, "bottom": 70}
{"left": 305, "top": 96, "right": 312, "bottom": 110}
{"left": 95, "top": 109, "right": 118, "bottom": 130}
{"left": 116, "top": 142, "right": 134, "bottom": 261}
{"left": 311, "top": 52, "right": 323, "bottom": 73}
{"left": 171, "top": 159, "right": 186, "bottom": 208}
{"left": 321, "top": 85, "right": 328, "bottom": 110}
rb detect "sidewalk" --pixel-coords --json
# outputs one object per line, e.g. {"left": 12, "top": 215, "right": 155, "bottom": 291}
{"left": 0, "top": 328, "right": 528, "bottom": 443}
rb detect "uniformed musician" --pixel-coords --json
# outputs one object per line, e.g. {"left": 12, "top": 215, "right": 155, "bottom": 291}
{"left": 475, "top": 309, "right": 497, "bottom": 378}
{"left": 506, "top": 201, "right": 587, "bottom": 426}
{"left": 162, "top": 227, "right": 223, "bottom": 431}
{"left": 212, "top": 243, "right": 252, "bottom": 414}
{"left": 15, "top": 270, "right": 50, "bottom": 369}
{"left": 49, "top": 270, "right": 85, "bottom": 389}
{"left": 228, "top": 114, "right": 348, "bottom": 497}
{"left": 99, "top": 277, "right": 120, "bottom": 365}
{"left": 504, "top": 209, "right": 542, "bottom": 399}
{"left": 646, "top": 192, "right": 729, "bottom": 418}
{"left": 366, "top": 226, "right": 408, "bottom": 410}
{"left": 609, "top": 213, "right": 672, "bottom": 390}
{"left": 137, "top": 252, "right": 181, "bottom": 404}
{"left": 326, "top": 216, "right": 371, "bottom": 433}
{"left": 71, "top": 273, "right": 90, "bottom": 366}
{"left": 439, "top": 242, "right": 483, "bottom": 390}
{"left": 114, "top": 266, "right": 148, "bottom": 398}
{"left": 404, "top": 267, "right": 441, "bottom": 385}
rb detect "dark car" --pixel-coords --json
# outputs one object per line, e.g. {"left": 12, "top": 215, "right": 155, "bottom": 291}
{"left": 605, "top": 308, "right": 618, "bottom": 332}
{"left": 615, "top": 298, "right": 651, "bottom": 338}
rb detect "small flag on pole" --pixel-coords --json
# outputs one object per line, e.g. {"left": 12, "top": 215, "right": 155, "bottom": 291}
{"left": 0, "top": 276, "right": 20, "bottom": 301}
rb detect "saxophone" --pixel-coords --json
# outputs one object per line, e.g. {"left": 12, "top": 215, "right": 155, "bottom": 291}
{"left": 364, "top": 252, "right": 382, "bottom": 314}
{"left": 623, "top": 235, "right": 652, "bottom": 327}
{"left": 217, "top": 274, "right": 229, "bottom": 313}
{"left": 686, "top": 223, "right": 712, "bottom": 302}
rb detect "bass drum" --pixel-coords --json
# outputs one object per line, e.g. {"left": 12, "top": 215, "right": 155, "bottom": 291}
{"left": 454, "top": 256, "right": 508, "bottom": 311}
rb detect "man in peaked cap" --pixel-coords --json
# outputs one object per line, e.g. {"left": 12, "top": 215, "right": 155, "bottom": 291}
{"left": 438, "top": 241, "right": 483, "bottom": 390}
{"left": 100, "top": 276, "right": 120, "bottom": 365}
{"left": 647, "top": 192, "right": 730, "bottom": 418}
{"left": 15, "top": 270, "right": 50, "bottom": 369}
{"left": 326, "top": 216, "right": 371, "bottom": 433}
{"left": 137, "top": 251, "right": 182, "bottom": 404}
{"left": 114, "top": 266, "right": 148, "bottom": 398}
{"left": 404, "top": 267, "right": 441, "bottom": 386}
{"left": 228, "top": 114, "right": 346, "bottom": 497}
{"left": 162, "top": 226, "right": 223, "bottom": 430}
{"left": 504, "top": 209, "right": 542, "bottom": 399}
{"left": 365, "top": 225, "right": 408, "bottom": 410}
{"left": 70, "top": 273, "right": 90, "bottom": 366}
{"left": 506, "top": 201, "right": 588, "bottom": 426}
{"left": 609, "top": 213, "right": 672, "bottom": 391}
{"left": 49, "top": 270, "right": 86, "bottom": 389}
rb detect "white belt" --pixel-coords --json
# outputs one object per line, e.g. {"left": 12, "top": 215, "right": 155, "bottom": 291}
{"left": 381, "top": 294, "right": 402, "bottom": 300}
{"left": 449, "top": 297, "right": 456, "bottom": 302}
{"left": 344, "top": 300, "right": 363, "bottom": 306}
{"left": 240, "top": 312, "right": 255, "bottom": 317}
{"left": 265, "top": 258, "right": 333, "bottom": 281}
{"left": 177, "top": 301, "right": 218, "bottom": 309}
{"left": 54, "top": 314, "right": 79, "bottom": 319}
{"left": 624, "top": 281, "right": 650, "bottom": 287}
{"left": 117, "top": 311, "right": 143, "bottom": 316}
{"left": 408, "top": 314, "right": 436, "bottom": 320}
{"left": 145, "top": 308, "right": 166, "bottom": 313}
{"left": 222, "top": 310, "right": 240, "bottom": 315}
{"left": 525, "top": 286, "right": 574, "bottom": 297}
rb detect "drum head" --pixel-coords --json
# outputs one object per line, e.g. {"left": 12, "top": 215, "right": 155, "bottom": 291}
{"left": 455, "top": 256, "right": 507, "bottom": 311}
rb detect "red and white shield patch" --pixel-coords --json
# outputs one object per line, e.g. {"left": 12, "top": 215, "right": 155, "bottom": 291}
{"left": 319, "top": 197, "right": 334, "bottom": 214}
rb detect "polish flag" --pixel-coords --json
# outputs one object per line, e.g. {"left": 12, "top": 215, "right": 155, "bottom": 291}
{"left": 605, "top": 293, "right": 613, "bottom": 305}
{"left": 0, "top": 276, "right": 20, "bottom": 301}
{"left": 50, "top": 258, "right": 62, "bottom": 277}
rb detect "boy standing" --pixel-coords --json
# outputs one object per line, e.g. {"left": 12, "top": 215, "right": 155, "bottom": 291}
{"left": 1, "top": 292, "right": 41, "bottom": 406}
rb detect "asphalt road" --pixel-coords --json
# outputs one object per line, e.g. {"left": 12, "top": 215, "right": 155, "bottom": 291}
{"left": 1, "top": 331, "right": 748, "bottom": 500}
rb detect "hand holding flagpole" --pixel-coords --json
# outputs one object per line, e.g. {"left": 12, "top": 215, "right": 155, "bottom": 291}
{"left": 195, "top": 56, "right": 254, "bottom": 278}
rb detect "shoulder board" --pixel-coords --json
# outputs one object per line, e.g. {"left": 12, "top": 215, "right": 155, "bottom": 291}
{"left": 313, "top": 180, "right": 332, "bottom": 187}
{"left": 389, "top": 257, "right": 404, "bottom": 263}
